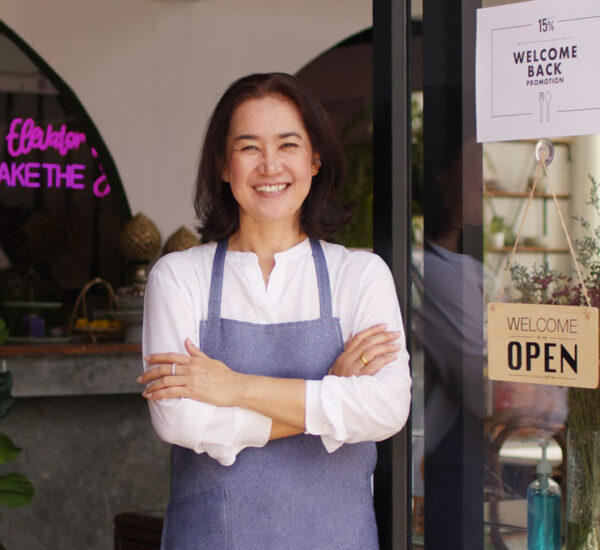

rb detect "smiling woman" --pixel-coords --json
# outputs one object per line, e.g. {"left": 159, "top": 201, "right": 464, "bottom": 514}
{"left": 139, "top": 72, "right": 412, "bottom": 550}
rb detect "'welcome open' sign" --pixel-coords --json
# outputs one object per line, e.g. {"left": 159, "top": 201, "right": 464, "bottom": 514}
{"left": 488, "top": 302, "right": 599, "bottom": 388}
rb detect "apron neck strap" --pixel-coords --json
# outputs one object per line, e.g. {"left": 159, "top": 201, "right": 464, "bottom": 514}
{"left": 207, "top": 237, "right": 333, "bottom": 320}
{"left": 309, "top": 238, "right": 333, "bottom": 319}
{"left": 207, "top": 239, "right": 228, "bottom": 320}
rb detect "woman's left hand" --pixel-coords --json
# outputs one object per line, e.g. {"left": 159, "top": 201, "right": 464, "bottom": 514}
{"left": 138, "top": 338, "right": 242, "bottom": 406}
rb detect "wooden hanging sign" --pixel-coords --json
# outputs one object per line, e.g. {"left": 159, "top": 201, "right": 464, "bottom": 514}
{"left": 488, "top": 302, "right": 599, "bottom": 388}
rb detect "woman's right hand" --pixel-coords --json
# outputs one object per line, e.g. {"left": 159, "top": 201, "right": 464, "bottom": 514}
{"left": 328, "top": 324, "right": 401, "bottom": 377}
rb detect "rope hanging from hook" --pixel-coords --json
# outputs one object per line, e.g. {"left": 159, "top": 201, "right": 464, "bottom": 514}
{"left": 495, "top": 140, "right": 591, "bottom": 308}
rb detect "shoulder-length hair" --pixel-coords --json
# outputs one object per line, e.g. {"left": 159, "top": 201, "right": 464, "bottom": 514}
{"left": 194, "top": 72, "right": 352, "bottom": 242}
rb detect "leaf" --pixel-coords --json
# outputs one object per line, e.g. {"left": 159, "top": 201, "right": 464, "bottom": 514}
{"left": 0, "top": 372, "right": 14, "bottom": 420}
{"left": 0, "top": 473, "right": 34, "bottom": 507}
{"left": 0, "top": 317, "right": 7, "bottom": 346}
{"left": 0, "top": 433, "right": 20, "bottom": 465}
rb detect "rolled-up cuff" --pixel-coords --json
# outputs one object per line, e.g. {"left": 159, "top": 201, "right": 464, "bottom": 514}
{"left": 305, "top": 379, "right": 330, "bottom": 435}
{"left": 305, "top": 379, "right": 345, "bottom": 454}
{"left": 234, "top": 408, "right": 272, "bottom": 448}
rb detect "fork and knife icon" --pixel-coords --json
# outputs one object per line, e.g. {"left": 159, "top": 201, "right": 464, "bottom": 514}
{"left": 539, "top": 91, "right": 552, "bottom": 122}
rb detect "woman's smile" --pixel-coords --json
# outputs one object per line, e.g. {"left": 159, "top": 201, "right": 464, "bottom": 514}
{"left": 254, "top": 182, "right": 290, "bottom": 194}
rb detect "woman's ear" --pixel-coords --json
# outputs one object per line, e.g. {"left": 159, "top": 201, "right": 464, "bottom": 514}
{"left": 311, "top": 155, "right": 321, "bottom": 176}
{"left": 221, "top": 162, "right": 230, "bottom": 183}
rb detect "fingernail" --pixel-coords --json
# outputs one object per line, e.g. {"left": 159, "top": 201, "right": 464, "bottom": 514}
{"left": 143, "top": 357, "right": 150, "bottom": 362}
{"left": 136, "top": 376, "right": 142, "bottom": 383}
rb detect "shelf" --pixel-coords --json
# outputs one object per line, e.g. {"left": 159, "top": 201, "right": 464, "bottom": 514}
{"left": 484, "top": 190, "right": 570, "bottom": 199}
{"left": 0, "top": 342, "right": 140, "bottom": 356}
{"left": 486, "top": 246, "right": 569, "bottom": 253}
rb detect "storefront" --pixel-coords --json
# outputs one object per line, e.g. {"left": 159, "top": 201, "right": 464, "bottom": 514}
{"left": 3, "top": 0, "right": 600, "bottom": 548}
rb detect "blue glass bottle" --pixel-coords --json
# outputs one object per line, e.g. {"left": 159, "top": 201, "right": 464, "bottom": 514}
{"left": 527, "top": 441, "right": 561, "bottom": 550}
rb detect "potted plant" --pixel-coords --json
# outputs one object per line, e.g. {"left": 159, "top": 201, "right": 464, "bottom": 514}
{"left": 488, "top": 214, "right": 506, "bottom": 249}
{"left": 0, "top": 317, "right": 35, "bottom": 550}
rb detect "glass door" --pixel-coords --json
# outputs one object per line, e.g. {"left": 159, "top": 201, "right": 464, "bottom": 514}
{"left": 411, "top": 0, "right": 600, "bottom": 548}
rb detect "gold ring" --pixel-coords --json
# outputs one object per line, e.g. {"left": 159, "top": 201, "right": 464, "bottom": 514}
{"left": 171, "top": 362, "right": 176, "bottom": 376}
{"left": 360, "top": 354, "right": 369, "bottom": 366}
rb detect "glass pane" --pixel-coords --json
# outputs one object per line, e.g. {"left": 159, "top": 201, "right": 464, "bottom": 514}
{"left": 0, "top": 29, "right": 130, "bottom": 340}
{"left": 413, "top": 0, "right": 600, "bottom": 548}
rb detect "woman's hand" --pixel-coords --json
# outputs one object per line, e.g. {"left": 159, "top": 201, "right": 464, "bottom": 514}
{"left": 138, "top": 338, "right": 243, "bottom": 406}
{"left": 329, "top": 324, "right": 401, "bottom": 377}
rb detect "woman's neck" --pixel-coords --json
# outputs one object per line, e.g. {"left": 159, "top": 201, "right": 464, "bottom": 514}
{"left": 229, "top": 219, "right": 306, "bottom": 255}
{"left": 228, "top": 220, "right": 307, "bottom": 286}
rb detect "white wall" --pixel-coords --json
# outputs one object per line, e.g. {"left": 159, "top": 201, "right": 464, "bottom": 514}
{"left": 2, "top": 0, "right": 371, "bottom": 240}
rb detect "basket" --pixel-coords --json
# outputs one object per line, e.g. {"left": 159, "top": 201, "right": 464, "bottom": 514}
{"left": 69, "top": 278, "right": 124, "bottom": 343}
{"left": 119, "top": 213, "right": 161, "bottom": 262}
{"left": 163, "top": 226, "right": 200, "bottom": 255}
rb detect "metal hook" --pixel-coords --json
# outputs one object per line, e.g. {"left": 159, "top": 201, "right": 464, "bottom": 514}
{"left": 535, "top": 139, "right": 554, "bottom": 166}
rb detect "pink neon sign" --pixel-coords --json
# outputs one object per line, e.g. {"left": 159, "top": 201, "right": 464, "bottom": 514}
{"left": 5, "top": 118, "right": 86, "bottom": 157}
{"left": 1, "top": 117, "right": 111, "bottom": 198}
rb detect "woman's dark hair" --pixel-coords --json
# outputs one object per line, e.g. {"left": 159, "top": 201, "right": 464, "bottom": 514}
{"left": 194, "top": 72, "right": 352, "bottom": 241}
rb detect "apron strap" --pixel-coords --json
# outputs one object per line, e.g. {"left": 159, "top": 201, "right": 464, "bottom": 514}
{"left": 207, "top": 239, "right": 228, "bottom": 320}
{"left": 207, "top": 238, "right": 334, "bottom": 320}
{"left": 309, "top": 238, "right": 333, "bottom": 319}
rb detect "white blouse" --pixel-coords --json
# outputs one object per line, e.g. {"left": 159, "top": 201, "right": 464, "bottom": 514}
{"left": 142, "top": 238, "right": 412, "bottom": 466}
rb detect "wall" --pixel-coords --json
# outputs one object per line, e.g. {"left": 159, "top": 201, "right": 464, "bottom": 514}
{"left": 1, "top": 0, "right": 371, "bottom": 241}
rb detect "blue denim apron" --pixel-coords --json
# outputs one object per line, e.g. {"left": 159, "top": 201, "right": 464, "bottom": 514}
{"left": 161, "top": 238, "right": 378, "bottom": 550}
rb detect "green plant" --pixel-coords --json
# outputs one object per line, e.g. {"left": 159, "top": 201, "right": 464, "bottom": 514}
{"left": 334, "top": 96, "right": 424, "bottom": 249}
{"left": 489, "top": 214, "right": 505, "bottom": 234}
{"left": 334, "top": 102, "right": 374, "bottom": 249}
{"left": 0, "top": 369, "right": 34, "bottom": 549}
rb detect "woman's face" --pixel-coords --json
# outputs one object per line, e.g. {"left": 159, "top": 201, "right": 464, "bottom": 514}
{"left": 222, "top": 94, "right": 320, "bottom": 232}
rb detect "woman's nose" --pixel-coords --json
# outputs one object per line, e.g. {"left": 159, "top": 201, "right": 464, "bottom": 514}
{"left": 257, "top": 150, "right": 281, "bottom": 175}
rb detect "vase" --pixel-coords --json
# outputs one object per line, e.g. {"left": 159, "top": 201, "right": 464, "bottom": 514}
{"left": 566, "top": 427, "right": 600, "bottom": 548}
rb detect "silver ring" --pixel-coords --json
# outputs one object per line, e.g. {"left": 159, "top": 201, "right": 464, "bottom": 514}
{"left": 171, "top": 362, "right": 176, "bottom": 376}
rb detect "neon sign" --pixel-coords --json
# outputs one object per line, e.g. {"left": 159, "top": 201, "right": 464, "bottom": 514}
{"left": 1, "top": 117, "right": 111, "bottom": 197}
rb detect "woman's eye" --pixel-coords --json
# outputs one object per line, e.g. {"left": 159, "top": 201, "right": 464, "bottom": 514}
{"left": 240, "top": 145, "right": 258, "bottom": 151}
{"left": 282, "top": 142, "right": 299, "bottom": 149}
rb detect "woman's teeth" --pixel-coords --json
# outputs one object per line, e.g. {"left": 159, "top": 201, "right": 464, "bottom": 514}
{"left": 255, "top": 184, "right": 287, "bottom": 193}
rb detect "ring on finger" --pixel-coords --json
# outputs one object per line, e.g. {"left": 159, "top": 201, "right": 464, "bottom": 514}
{"left": 171, "top": 362, "right": 176, "bottom": 376}
{"left": 360, "top": 353, "right": 369, "bottom": 366}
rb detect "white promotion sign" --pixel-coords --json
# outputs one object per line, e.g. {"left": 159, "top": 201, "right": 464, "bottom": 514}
{"left": 476, "top": 0, "right": 600, "bottom": 143}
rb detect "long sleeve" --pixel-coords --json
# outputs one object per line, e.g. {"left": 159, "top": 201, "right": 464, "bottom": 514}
{"left": 142, "top": 255, "right": 272, "bottom": 466}
{"left": 304, "top": 253, "right": 412, "bottom": 452}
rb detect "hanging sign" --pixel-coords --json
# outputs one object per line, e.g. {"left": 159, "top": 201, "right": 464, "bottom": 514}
{"left": 488, "top": 302, "right": 598, "bottom": 388}
{"left": 1, "top": 117, "right": 111, "bottom": 197}
{"left": 476, "top": 0, "right": 600, "bottom": 142}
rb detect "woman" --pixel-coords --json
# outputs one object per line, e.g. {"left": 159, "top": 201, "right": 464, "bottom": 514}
{"left": 138, "top": 73, "right": 411, "bottom": 549}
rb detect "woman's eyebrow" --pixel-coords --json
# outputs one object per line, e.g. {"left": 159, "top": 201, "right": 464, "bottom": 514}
{"left": 234, "top": 134, "right": 258, "bottom": 142}
{"left": 279, "top": 132, "right": 302, "bottom": 139}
